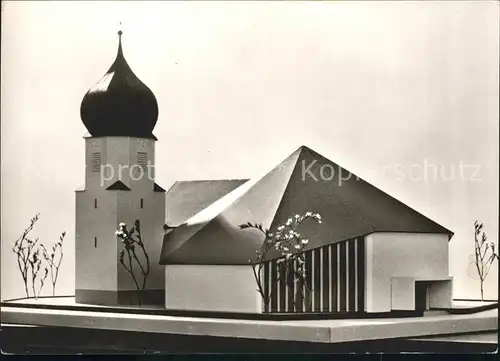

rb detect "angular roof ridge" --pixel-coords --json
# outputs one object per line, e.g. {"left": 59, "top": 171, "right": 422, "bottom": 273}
{"left": 300, "top": 146, "right": 453, "bottom": 236}
{"left": 160, "top": 182, "right": 257, "bottom": 264}
{"left": 266, "top": 146, "right": 310, "bottom": 234}
{"left": 160, "top": 144, "right": 453, "bottom": 265}
{"left": 184, "top": 179, "right": 256, "bottom": 227}
{"left": 299, "top": 147, "right": 376, "bottom": 234}
{"left": 160, "top": 148, "right": 303, "bottom": 264}
{"left": 183, "top": 147, "right": 304, "bottom": 227}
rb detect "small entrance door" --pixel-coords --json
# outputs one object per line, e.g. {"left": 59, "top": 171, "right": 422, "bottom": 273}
{"left": 415, "top": 282, "right": 428, "bottom": 311}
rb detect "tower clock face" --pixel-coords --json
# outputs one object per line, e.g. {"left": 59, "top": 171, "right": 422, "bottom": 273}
{"left": 141, "top": 140, "right": 148, "bottom": 149}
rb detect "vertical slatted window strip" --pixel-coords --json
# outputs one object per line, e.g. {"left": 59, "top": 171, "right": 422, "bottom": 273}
{"left": 357, "top": 237, "right": 366, "bottom": 312}
{"left": 276, "top": 262, "right": 280, "bottom": 312}
{"left": 137, "top": 152, "right": 148, "bottom": 171}
{"left": 305, "top": 250, "right": 312, "bottom": 312}
{"left": 337, "top": 243, "right": 341, "bottom": 310}
{"left": 278, "top": 262, "right": 286, "bottom": 312}
{"left": 339, "top": 242, "right": 347, "bottom": 312}
{"left": 311, "top": 249, "right": 315, "bottom": 311}
{"left": 263, "top": 262, "right": 270, "bottom": 313}
{"left": 354, "top": 238, "right": 358, "bottom": 312}
{"left": 313, "top": 249, "right": 321, "bottom": 312}
{"left": 295, "top": 258, "right": 304, "bottom": 312}
{"left": 287, "top": 260, "right": 295, "bottom": 312}
{"left": 322, "top": 246, "right": 330, "bottom": 312}
{"left": 348, "top": 239, "right": 356, "bottom": 312}
{"left": 91, "top": 152, "right": 101, "bottom": 172}
{"left": 270, "top": 259, "right": 278, "bottom": 312}
{"left": 261, "top": 238, "right": 365, "bottom": 314}
{"left": 346, "top": 242, "right": 350, "bottom": 311}
{"left": 328, "top": 245, "right": 333, "bottom": 312}
{"left": 331, "top": 244, "right": 338, "bottom": 312}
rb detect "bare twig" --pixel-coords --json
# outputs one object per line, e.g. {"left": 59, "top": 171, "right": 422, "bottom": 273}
{"left": 41, "top": 231, "right": 66, "bottom": 297}
{"left": 473, "top": 221, "right": 496, "bottom": 301}
{"left": 13, "top": 214, "right": 66, "bottom": 299}
{"left": 116, "top": 220, "right": 151, "bottom": 305}
{"left": 28, "top": 240, "right": 40, "bottom": 297}
{"left": 12, "top": 214, "right": 40, "bottom": 298}
{"left": 36, "top": 267, "right": 49, "bottom": 298}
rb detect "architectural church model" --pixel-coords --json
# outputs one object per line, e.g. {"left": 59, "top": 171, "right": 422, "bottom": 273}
{"left": 75, "top": 32, "right": 454, "bottom": 314}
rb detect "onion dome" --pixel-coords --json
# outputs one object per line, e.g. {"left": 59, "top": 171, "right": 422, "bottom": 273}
{"left": 80, "top": 31, "right": 158, "bottom": 139}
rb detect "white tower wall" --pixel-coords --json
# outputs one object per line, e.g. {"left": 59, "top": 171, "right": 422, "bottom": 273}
{"left": 76, "top": 135, "right": 165, "bottom": 305}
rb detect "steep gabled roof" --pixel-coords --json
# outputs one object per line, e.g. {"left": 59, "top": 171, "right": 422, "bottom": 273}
{"left": 106, "top": 180, "right": 131, "bottom": 191}
{"left": 160, "top": 146, "right": 453, "bottom": 265}
{"left": 165, "top": 179, "right": 249, "bottom": 227}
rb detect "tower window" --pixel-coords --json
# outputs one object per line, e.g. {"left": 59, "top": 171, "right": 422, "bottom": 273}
{"left": 140, "top": 198, "right": 144, "bottom": 209}
{"left": 137, "top": 152, "right": 148, "bottom": 171}
{"left": 94, "top": 198, "right": 98, "bottom": 208}
{"left": 94, "top": 237, "right": 97, "bottom": 248}
{"left": 91, "top": 152, "right": 101, "bottom": 172}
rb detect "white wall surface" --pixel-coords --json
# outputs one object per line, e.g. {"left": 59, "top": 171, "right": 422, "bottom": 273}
{"left": 77, "top": 136, "right": 165, "bottom": 292}
{"left": 365, "top": 232, "right": 450, "bottom": 312}
{"left": 391, "top": 277, "right": 415, "bottom": 310}
{"left": 117, "top": 190, "right": 165, "bottom": 290}
{"left": 429, "top": 279, "right": 453, "bottom": 308}
{"left": 84, "top": 136, "right": 156, "bottom": 191}
{"left": 75, "top": 189, "right": 118, "bottom": 290}
{"left": 165, "top": 265, "right": 261, "bottom": 313}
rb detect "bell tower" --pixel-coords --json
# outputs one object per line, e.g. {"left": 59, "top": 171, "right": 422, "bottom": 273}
{"left": 75, "top": 30, "right": 166, "bottom": 305}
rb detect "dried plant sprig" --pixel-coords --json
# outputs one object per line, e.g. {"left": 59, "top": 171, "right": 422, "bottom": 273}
{"left": 36, "top": 266, "right": 50, "bottom": 299}
{"left": 116, "top": 220, "right": 150, "bottom": 305}
{"left": 40, "top": 231, "right": 66, "bottom": 297}
{"left": 488, "top": 242, "right": 499, "bottom": 262}
{"left": 12, "top": 214, "right": 41, "bottom": 298}
{"left": 12, "top": 213, "right": 67, "bottom": 299}
{"left": 239, "top": 212, "right": 322, "bottom": 311}
{"left": 474, "top": 221, "right": 497, "bottom": 301}
{"left": 27, "top": 238, "right": 42, "bottom": 298}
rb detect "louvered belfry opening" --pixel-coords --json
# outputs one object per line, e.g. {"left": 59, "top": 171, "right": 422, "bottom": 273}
{"left": 262, "top": 237, "right": 365, "bottom": 313}
{"left": 137, "top": 152, "right": 148, "bottom": 171}
{"left": 91, "top": 152, "right": 101, "bottom": 172}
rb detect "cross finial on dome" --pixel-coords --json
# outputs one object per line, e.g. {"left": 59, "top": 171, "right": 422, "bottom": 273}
{"left": 116, "top": 22, "right": 124, "bottom": 58}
